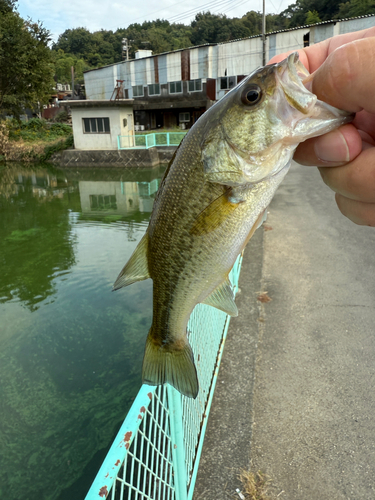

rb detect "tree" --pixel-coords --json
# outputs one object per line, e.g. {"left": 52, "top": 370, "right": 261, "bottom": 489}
{"left": 305, "top": 9, "right": 322, "bottom": 22}
{"left": 338, "top": 0, "right": 375, "bottom": 17}
{"left": 53, "top": 49, "right": 87, "bottom": 84}
{"left": 0, "top": 0, "right": 16, "bottom": 13}
{"left": 190, "top": 12, "right": 250, "bottom": 45}
{"left": 280, "top": 0, "right": 341, "bottom": 27}
{"left": 0, "top": 11, "right": 55, "bottom": 118}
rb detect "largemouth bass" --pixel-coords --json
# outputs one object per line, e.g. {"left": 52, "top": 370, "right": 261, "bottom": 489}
{"left": 114, "top": 53, "right": 352, "bottom": 398}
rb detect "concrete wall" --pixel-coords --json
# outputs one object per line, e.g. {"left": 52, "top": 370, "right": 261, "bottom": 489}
{"left": 71, "top": 105, "right": 134, "bottom": 150}
{"left": 56, "top": 146, "right": 176, "bottom": 167}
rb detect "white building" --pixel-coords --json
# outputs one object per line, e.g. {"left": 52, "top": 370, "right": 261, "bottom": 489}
{"left": 66, "top": 99, "right": 134, "bottom": 150}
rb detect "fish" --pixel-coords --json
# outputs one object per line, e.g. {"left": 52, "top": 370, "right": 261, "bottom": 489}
{"left": 114, "top": 53, "right": 353, "bottom": 399}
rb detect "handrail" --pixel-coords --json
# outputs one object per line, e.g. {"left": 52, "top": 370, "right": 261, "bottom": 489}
{"left": 85, "top": 254, "right": 242, "bottom": 500}
{"left": 117, "top": 132, "right": 187, "bottom": 150}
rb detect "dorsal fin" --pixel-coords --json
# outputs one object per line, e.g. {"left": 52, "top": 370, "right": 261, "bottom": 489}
{"left": 202, "top": 276, "right": 238, "bottom": 316}
{"left": 113, "top": 232, "right": 150, "bottom": 290}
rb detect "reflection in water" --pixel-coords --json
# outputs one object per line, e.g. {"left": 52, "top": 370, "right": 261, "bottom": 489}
{"left": 0, "top": 163, "right": 164, "bottom": 500}
{"left": 0, "top": 167, "right": 79, "bottom": 310}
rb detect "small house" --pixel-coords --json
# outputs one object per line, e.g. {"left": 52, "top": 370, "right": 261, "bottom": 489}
{"left": 66, "top": 99, "right": 135, "bottom": 150}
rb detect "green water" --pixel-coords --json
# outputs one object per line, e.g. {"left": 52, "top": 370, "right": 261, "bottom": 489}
{"left": 0, "top": 163, "right": 165, "bottom": 500}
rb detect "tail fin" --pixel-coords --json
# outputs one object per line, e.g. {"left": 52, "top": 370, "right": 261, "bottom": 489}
{"left": 142, "top": 334, "right": 199, "bottom": 399}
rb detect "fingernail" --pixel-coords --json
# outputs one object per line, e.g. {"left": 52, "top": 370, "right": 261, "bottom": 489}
{"left": 314, "top": 130, "right": 350, "bottom": 163}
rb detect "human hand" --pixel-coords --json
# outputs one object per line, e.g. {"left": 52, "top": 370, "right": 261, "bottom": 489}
{"left": 268, "top": 27, "right": 375, "bottom": 226}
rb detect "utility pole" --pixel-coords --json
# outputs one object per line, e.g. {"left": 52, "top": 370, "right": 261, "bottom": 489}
{"left": 122, "top": 38, "right": 131, "bottom": 61}
{"left": 71, "top": 66, "right": 75, "bottom": 99}
{"left": 262, "top": 0, "right": 266, "bottom": 65}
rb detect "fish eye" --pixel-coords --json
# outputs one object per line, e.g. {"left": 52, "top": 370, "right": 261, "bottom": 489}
{"left": 241, "top": 85, "right": 262, "bottom": 106}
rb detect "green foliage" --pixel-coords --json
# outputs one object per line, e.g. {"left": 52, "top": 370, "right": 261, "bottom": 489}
{"left": 39, "top": 134, "right": 74, "bottom": 161}
{"left": 53, "top": 109, "right": 70, "bottom": 123}
{"left": 6, "top": 118, "right": 72, "bottom": 142}
{"left": 52, "top": 27, "right": 119, "bottom": 67}
{"left": 338, "top": 0, "right": 375, "bottom": 17}
{"left": 0, "top": 0, "right": 16, "bottom": 13}
{"left": 53, "top": 49, "right": 87, "bottom": 84}
{"left": 305, "top": 9, "right": 322, "bottom": 22}
{"left": 0, "top": 11, "right": 55, "bottom": 119}
{"left": 190, "top": 12, "right": 251, "bottom": 45}
{"left": 278, "top": 0, "right": 367, "bottom": 27}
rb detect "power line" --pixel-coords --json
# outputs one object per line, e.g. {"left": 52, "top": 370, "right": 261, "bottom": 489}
{"left": 167, "top": 0, "right": 244, "bottom": 23}
{"left": 220, "top": 0, "right": 252, "bottom": 16}
{"left": 104, "top": 0, "right": 263, "bottom": 32}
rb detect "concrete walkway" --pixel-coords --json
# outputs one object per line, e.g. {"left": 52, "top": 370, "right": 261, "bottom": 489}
{"left": 194, "top": 163, "right": 375, "bottom": 500}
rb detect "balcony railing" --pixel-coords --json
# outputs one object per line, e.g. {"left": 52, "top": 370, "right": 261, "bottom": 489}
{"left": 118, "top": 132, "right": 187, "bottom": 150}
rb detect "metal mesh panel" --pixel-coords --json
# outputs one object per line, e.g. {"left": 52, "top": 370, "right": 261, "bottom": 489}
{"left": 86, "top": 255, "right": 242, "bottom": 500}
{"left": 117, "top": 133, "right": 187, "bottom": 150}
{"left": 113, "top": 386, "right": 175, "bottom": 500}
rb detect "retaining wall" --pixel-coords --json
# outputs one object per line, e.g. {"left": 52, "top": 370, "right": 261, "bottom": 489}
{"left": 54, "top": 146, "right": 176, "bottom": 168}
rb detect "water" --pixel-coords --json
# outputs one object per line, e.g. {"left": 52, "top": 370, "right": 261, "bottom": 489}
{"left": 0, "top": 163, "right": 165, "bottom": 500}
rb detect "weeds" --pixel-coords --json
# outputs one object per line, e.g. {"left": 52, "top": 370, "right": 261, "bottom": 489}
{"left": 239, "top": 470, "right": 272, "bottom": 500}
{"left": 0, "top": 118, "right": 73, "bottom": 162}
{"left": 6, "top": 118, "right": 72, "bottom": 142}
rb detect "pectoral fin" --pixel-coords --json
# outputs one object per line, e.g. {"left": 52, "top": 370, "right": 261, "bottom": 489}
{"left": 113, "top": 232, "right": 150, "bottom": 290}
{"left": 190, "top": 189, "right": 242, "bottom": 236}
{"left": 203, "top": 276, "right": 238, "bottom": 316}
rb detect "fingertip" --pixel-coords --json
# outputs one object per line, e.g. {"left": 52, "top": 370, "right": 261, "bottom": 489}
{"left": 338, "top": 124, "right": 362, "bottom": 162}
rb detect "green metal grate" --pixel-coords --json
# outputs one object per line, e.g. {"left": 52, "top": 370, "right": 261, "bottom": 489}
{"left": 117, "top": 132, "right": 187, "bottom": 150}
{"left": 85, "top": 254, "right": 242, "bottom": 500}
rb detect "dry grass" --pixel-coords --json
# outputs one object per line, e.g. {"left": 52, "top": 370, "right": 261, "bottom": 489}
{"left": 239, "top": 470, "right": 272, "bottom": 500}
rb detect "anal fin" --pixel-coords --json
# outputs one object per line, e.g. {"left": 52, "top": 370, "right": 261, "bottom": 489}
{"left": 202, "top": 276, "right": 238, "bottom": 317}
{"left": 113, "top": 232, "right": 150, "bottom": 290}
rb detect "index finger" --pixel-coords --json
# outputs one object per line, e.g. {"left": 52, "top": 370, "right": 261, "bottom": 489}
{"left": 311, "top": 37, "right": 375, "bottom": 113}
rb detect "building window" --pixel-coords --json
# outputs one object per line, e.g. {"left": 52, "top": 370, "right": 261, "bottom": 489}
{"left": 188, "top": 79, "right": 202, "bottom": 92}
{"left": 179, "top": 112, "right": 190, "bottom": 123}
{"left": 148, "top": 83, "right": 160, "bottom": 96}
{"left": 133, "top": 85, "right": 144, "bottom": 97}
{"left": 220, "top": 76, "right": 236, "bottom": 90}
{"left": 83, "top": 118, "right": 110, "bottom": 134}
{"left": 169, "top": 81, "right": 182, "bottom": 94}
{"left": 90, "top": 194, "right": 117, "bottom": 210}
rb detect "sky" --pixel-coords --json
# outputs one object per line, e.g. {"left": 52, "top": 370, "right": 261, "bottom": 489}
{"left": 17, "top": 0, "right": 292, "bottom": 42}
